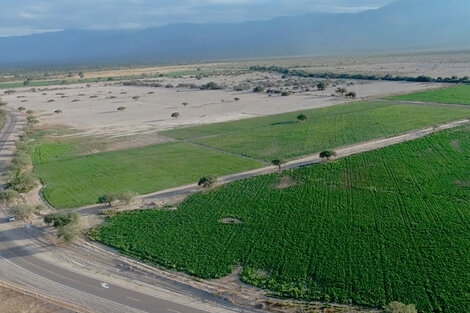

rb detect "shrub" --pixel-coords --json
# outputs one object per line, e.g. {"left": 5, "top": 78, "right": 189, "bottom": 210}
{"left": 296, "top": 114, "right": 308, "bottom": 122}
{"left": 26, "top": 110, "right": 34, "bottom": 115}
{"left": 117, "top": 106, "right": 127, "bottom": 111}
{"left": 0, "top": 189, "right": 20, "bottom": 204}
{"left": 200, "top": 82, "right": 222, "bottom": 90}
{"left": 10, "top": 204, "right": 41, "bottom": 219}
{"left": 10, "top": 172, "right": 37, "bottom": 193}
{"left": 132, "top": 96, "right": 140, "bottom": 101}
{"left": 171, "top": 112, "right": 180, "bottom": 119}
{"left": 317, "top": 82, "right": 328, "bottom": 90}
{"left": 281, "top": 91, "right": 290, "bottom": 96}
{"left": 18, "top": 106, "right": 26, "bottom": 111}
{"left": 44, "top": 212, "right": 81, "bottom": 242}
{"left": 54, "top": 109, "right": 63, "bottom": 114}
{"left": 234, "top": 98, "right": 240, "bottom": 101}
{"left": 253, "top": 86, "right": 265, "bottom": 93}
{"left": 345, "top": 91, "right": 357, "bottom": 98}
{"left": 319, "top": 150, "right": 337, "bottom": 161}
{"left": 198, "top": 175, "right": 217, "bottom": 188}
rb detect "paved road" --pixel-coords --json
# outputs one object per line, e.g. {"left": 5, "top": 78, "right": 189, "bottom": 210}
{"left": 0, "top": 110, "right": 249, "bottom": 313}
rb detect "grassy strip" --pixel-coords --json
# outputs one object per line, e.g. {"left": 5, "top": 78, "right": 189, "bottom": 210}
{"left": 92, "top": 125, "right": 470, "bottom": 313}
{"left": 162, "top": 101, "right": 470, "bottom": 160}
{"left": 386, "top": 85, "right": 470, "bottom": 105}
{"left": 34, "top": 141, "right": 262, "bottom": 208}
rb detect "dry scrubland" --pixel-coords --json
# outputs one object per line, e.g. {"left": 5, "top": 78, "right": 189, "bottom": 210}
{"left": 3, "top": 72, "right": 440, "bottom": 136}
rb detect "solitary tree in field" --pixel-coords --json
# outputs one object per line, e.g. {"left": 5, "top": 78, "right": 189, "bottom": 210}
{"left": 335, "top": 87, "right": 347, "bottom": 95}
{"left": 98, "top": 194, "right": 117, "bottom": 206}
{"left": 319, "top": 150, "right": 337, "bottom": 161}
{"left": 171, "top": 112, "right": 180, "bottom": 119}
{"left": 198, "top": 175, "right": 217, "bottom": 188}
{"left": 345, "top": 91, "right": 357, "bottom": 98}
{"left": 317, "top": 82, "right": 327, "bottom": 90}
{"left": 271, "top": 159, "right": 284, "bottom": 173}
{"left": 296, "top": 114, "right": 308, "bottom": 122}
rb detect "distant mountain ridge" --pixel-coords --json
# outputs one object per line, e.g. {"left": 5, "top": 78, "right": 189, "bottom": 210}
{"left": 1, "top": 0, "right": 469, "bottom": 66}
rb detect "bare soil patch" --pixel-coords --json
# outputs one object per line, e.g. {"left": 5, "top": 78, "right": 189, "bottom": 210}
{"left": 219, "top": 217, "right": 242, "bottom": 224}
{"left": 273, "top": 175, "right": 298, "bottom": 189}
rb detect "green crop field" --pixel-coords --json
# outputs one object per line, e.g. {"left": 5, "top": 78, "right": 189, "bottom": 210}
{"left": 386, "top": 85, "right": 470, "bottom": 105}
{"left": 161, "top": 101, "right": 470, "bottom": 161}
{"left": 34, "top": 141, "right": 262, "bottom": 208}
{"left": 93, "top": 125, "right": 470, "bottom": 313}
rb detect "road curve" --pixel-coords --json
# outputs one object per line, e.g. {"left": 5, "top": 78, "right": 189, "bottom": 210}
{"left": 0, "top": 109, "right": 249, "bottom": 313}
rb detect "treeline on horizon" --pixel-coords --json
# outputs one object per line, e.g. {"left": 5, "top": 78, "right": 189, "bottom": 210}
{"left": 250, "top": 66, "right": 470, "bottom": 84}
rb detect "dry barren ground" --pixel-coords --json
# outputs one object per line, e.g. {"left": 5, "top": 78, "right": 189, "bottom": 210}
{"left": 0, "top": 281, "right": 86, "bottom": 313}
{"left": 3, "top": 72, "right": 440, "bottom": 137}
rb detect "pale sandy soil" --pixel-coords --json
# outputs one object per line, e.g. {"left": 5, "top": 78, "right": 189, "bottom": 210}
{"left": 242, "top": 51, "right": 470, "bottom": 78}
{"left": 2, "top": 72, "right": 441, "bottom": 137}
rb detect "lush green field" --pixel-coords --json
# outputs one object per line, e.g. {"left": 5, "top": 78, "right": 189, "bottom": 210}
{"left": 386, "top": 85, "right": 470, "bottom": 105}
{"left": 93, "top": 125, "right": 470, "bottom": 313}
{"left": 161, "top": 101, "right": 470, "bottom": 161}
{"left": 34, "top": 141, "right": 262, "bottom": 208}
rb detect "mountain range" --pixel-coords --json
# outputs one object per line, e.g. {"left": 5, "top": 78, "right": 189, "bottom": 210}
{"left": 0, "top": 0, "right": 469, "bottom": 66}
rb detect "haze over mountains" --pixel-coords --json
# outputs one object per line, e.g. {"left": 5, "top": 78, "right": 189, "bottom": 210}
{"left": 0, "top": 0, "right": 469, "bottom": 66}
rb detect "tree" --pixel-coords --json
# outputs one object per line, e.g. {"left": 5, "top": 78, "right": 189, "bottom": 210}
{"left": 198, "top": 175, "right": 217, "bottom": 188}
{"left": 384, "top": 302, "right": 417, "bottom": 313}
{"left": 10, "top": 204, "right": 41, "bottom": 220}
{"left": 0, "top": 189, "right": 19, "bottom": 204}
{"left": 132, "top": 96, "right": 140, "bottom": 101}
{"left": 253, "top": 86, "right": 265, "bottom": 93}
{"left": 98, "top": 193, "right": 118, "bottom": 206}
{"left": 18, "top": 106, "right": 26, "bottom": 111}
{"left": 117, "top": 106, "right": 126, "bottom": 111}
{"left": 296, "top": 114, "right": 308, "bottom": 122}
{"left": 271, "top": 159, "right": 284, "bottom": 173}
{"left": 345, "top": 91, "right": 357, "bottom": 98}
{"left": 171, "top": 112, "right": 180, "bottom": 119}
{"left": 182, "top": 102, "right": 189, "bottom": 106}
{"left": 281, "top": 91, "right": 290, "bottom": 96}
{"left": 44, "top": 212, "right": 80, "bottom": 242}
{"left": 317, "top": 82, "right": 328, "bottom": 90}
{"left": 319, "top": 150, "right": 337, "bottom": 161}
{"left": 78, "top": 72, "right": 85, "bottom": 79}
{"left": 10, "top": 172, "right": 37, "bottom": 193}
{"left": 335, "top": 87, "right": 347, "bottom": 95}
{"left": 54, "top": 109, "right": 63, "bottom": 114}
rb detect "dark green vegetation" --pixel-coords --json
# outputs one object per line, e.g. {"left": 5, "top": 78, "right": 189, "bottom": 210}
{"left": 34, "top": 141, "right": 262, "bottom": 208}
{"left": 92, "top": 125, "right": 470, "bottom": 313}
{"left": 162, "top": 101, "right": 470, "bottom": 161}
{"left": 250, "top": 65, "right": 470, "bottom": 84}
{"left": 387, "top": 85, "right": 470, "bottom": 105}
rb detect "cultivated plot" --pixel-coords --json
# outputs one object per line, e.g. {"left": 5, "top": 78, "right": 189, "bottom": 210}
{"left": 34, "top": 141, "right": 262, "bottom": 208}
{"left": 162, "top": 101, "right": 470, "bottom": 160}
{"left": 93, "top": 125, "right": 470, "bottom": 313}
{"left": 386, "top": 85, "right": 470, "bottom": 105}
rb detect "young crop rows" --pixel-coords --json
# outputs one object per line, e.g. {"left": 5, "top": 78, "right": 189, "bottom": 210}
{"left": 93, "top": 125, "right": 470, "bottom": 313}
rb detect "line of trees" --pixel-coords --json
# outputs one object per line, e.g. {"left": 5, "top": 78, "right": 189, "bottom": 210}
{"left": 249, "top": 66, "right": 470, "bottom": 84}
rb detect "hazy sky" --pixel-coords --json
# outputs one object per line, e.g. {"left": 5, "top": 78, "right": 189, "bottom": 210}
{"left": 0, "top": 0, "right": 401, "bottom": 37}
